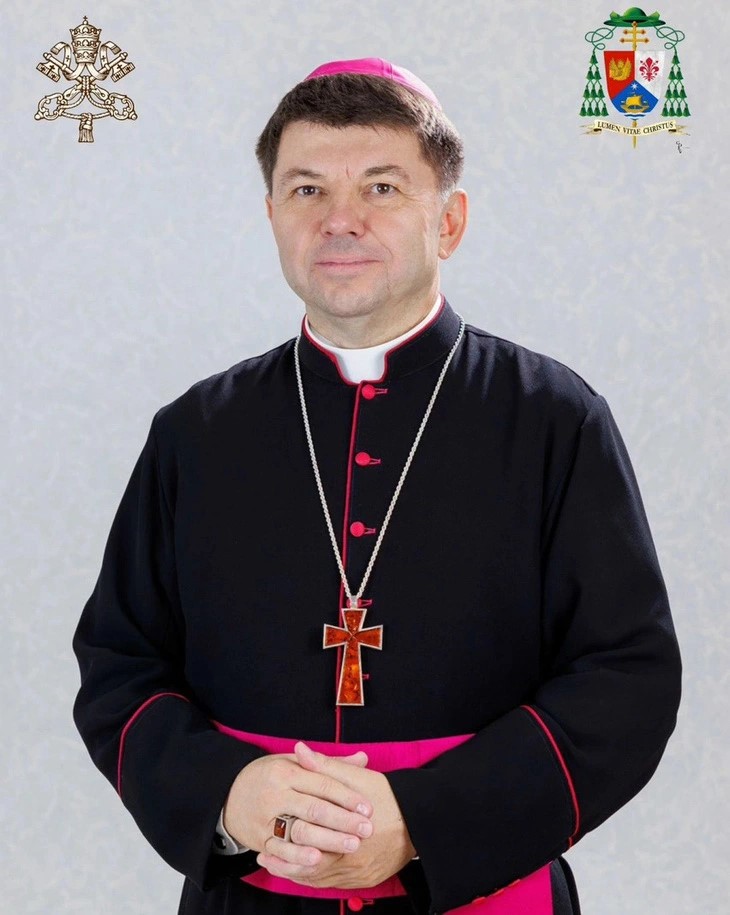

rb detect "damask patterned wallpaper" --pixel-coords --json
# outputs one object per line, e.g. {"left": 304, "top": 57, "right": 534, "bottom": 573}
{"left": 2, "top": 0, "right": 727, "bottom": 912}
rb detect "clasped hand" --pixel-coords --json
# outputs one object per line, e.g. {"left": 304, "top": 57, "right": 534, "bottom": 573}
{"left": 223, "top": 742, "right": 416, "bottom": 888}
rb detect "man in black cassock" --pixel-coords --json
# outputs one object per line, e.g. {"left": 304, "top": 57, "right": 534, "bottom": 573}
{"left": 72, "top": 58, "right": 681, "bottom": 915}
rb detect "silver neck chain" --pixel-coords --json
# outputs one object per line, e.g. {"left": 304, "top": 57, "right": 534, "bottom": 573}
{"left": 294, "top": 316, "right": 466, "bottom": 608}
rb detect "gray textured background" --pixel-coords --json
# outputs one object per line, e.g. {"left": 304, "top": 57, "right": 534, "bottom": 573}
{"left": 2, "top": 0, "right": 728, "bottom": 912}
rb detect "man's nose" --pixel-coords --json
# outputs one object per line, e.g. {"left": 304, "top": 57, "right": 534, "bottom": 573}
{"left": 320, "top": 192, "right": 366, "bottom": 236}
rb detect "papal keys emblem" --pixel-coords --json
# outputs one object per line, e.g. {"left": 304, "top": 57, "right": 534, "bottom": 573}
{"left": 35, "top": 15, "right": 137, "bottom": 143}
{"left": 579, "top": 8, "right": 690, "bottom": 146}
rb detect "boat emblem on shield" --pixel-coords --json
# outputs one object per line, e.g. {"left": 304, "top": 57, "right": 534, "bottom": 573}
{"left": 578, "top": 8, "right": 690, "bottom": 146}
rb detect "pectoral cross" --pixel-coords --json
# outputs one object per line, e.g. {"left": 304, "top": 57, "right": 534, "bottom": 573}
{"left": 323, "top": 606, "right": 383, "bottom": 706}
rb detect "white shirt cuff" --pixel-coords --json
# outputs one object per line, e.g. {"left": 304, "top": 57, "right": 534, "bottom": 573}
{"left": 213, "top": 807, "right": 250, "bottom": 856}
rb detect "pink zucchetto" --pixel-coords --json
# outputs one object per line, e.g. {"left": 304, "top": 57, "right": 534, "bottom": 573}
{"left": 303, "top": 57, "right": 442, "bottom": 110}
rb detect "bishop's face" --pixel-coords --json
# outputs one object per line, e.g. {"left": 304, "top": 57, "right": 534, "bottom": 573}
{"left": 265, "top": 121, "right": 463, "bottom": 346}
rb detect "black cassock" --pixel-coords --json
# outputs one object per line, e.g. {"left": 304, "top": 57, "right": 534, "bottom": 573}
{"left": 73, "top": 300, "right": 681, "bottom": 915}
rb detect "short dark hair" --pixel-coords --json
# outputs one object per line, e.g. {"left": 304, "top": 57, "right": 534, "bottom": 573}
{"left": 255, "top": 73, "right": 464, "bottom": 199}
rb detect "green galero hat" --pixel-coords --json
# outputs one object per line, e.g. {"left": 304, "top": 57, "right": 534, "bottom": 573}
{"left": 604, "top": 8, "right": 666, "bottom": 27}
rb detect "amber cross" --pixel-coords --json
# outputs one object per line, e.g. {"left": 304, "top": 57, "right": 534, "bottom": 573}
{"left": 323, "top": 606, "right": 383, "bottom": 706}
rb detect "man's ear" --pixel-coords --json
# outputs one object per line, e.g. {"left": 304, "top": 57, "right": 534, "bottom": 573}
{"left": 438, "top": 189, "right": 468, "bottom": 260}
{"left": 265, "top": 195, "right": 273, "bottom": 221}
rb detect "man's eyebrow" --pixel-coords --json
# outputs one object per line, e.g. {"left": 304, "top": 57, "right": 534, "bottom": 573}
{"left": 278, "top": 168, "right": 324, "bottom": 188}
{"left": 277, "top": 164, "right": 412, "bottom": 188}
{"left": 361, "top": 165, "right": 412, "bottom": 182}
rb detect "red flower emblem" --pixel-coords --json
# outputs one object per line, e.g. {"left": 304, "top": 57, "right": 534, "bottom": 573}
{"left": 639, "top": 57, "right": 660, "bottom": 82}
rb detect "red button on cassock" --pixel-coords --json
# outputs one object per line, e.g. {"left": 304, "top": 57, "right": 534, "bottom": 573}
{"left": 350, "top": 521, "right": 366, "bottom": 537}
{"left": 355, "top": 452, "right": 372, "bottom": 466}
{"left": 347, "top": 899, "right": 364, "bottom": 912}
{"left": 360, "top": 384, "right": 388, "bottom": 400}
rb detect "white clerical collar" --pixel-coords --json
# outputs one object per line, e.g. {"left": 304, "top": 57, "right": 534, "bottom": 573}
{"left": 304, "top": 294, "right": 443, "bottom": 383}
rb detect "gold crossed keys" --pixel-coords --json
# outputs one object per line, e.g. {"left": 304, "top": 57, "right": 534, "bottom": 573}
{"left": 35, "top": 16, "right": 137, "bottom": 143}
{"left": 324, "top": 606, "right": 383, "bottom": 706}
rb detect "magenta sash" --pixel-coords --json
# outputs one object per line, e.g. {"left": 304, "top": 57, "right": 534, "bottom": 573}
{"left": 212, "top": 723, "right": 553, "bottom": 914}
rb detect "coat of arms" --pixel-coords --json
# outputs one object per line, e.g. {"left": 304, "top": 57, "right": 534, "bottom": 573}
{"left": 579, "top": 8, "right": 689, "bottom": 146}
{"left": 34, "top": 16, "right": 137, "bottom": 143}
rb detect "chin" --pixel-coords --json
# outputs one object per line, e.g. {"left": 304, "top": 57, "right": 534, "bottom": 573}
{"left": 309, "top": 291, "right": 384, "bottom": 320}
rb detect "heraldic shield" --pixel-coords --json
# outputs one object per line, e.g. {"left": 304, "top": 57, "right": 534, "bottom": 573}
{"left": 580, "top": 9, "right": 690, "bottom": 145}
{"left": 604, "top": 49, "right": 666, "bottom": 118}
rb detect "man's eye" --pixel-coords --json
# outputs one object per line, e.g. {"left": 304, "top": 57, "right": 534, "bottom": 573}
{"left": 372, "top": 183, "right": 396, "bottom": 195}
{"left": 295, "top": 186, "right": 318, "bottom": 196}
